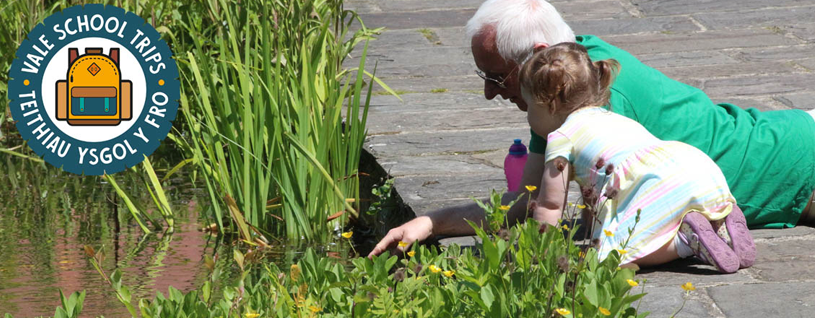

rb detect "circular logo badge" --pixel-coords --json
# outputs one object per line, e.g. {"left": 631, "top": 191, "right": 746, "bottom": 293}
{"left": 7, "top": 4, "right": 179, "bottom": 175}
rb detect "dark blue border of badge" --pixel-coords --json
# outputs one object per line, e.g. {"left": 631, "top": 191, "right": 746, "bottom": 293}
{"left": 7, "top": 4, "right": 180, "bottom": 175}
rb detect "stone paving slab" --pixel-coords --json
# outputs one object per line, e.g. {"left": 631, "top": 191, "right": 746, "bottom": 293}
{"left": 788, "top": 23, "right": 815, "bottom": 43}
{"left": 601, "top": 29, "right": 801, "bottom": 56}
{"left": 726, "top": 44, "right": 815, "bottom": 63}
{"left": 554, "top": 0, "right": 632, "bottom": 20}
{"left": 629, "top": 0, "right": 815, "bottom": 16}
{"left": 366, "top": 75, "right": 486, "bottom": 95}
{"left": 657, "top": 60, "right": 800, "bottom": 81}
{"left": 377, "top": 154, "right": 502, "bottom": 177}
{"left": 751, "top": 225, "right": 815, "bottom": 240}
{"left": 704, "top": 73, "right": 815, "bottom": 97}
{"left": 378, "top": 0, "right": 482, "bottom": 12}
{"left": 347, "top": 0, "right": 815, "bottom": 316}
{"left": 360, "top": 46, "right": 474, "bottom": 67}
{"left": 799, "top": 58, "right": 815, "bottom": 71}
{"left": 636, "top": 50, "right": 739, "bottom": 69}
{"left": 364, "top": 92, "right": 501, "bottom": 113}
{"left": 693, "top": 5, "right": 815, "bottom": 31}
{"left": 407, "top": 198, "right": 480, "bottom": 215}
{"left": 367, "top": 127, "right": 530, "bottom": 157}
{"left": 636, "top": 285, "right": 715, "bottom": 318}
{"left": 774, "top": 92, "right": 815, "bottom": 110}
{"left": 393, "top": 172, "right": 507, "bottom": 202}
{"left": 367, "top": 106, "right": 525, "bottom": 135}
{"left": 432, "top": 27, "right": 470, "bottom": 47}
{"left": 753, "top": 238, "right": 815, "bottom": 264}
{"left": 709, "top": 282, "right": 815, "bottom": 317}
{"left": 571, "top": 16, "right": 701, "bottom": 35}
{"left": 637, "top": 260, "right": 758, "bottom": 287}
{"left": 359, "top": 9, "right": 477, "bottom": 30}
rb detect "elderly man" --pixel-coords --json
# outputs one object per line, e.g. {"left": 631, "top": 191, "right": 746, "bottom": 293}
{"left": 369, "top": 0, "right": 815, "bottom": 257}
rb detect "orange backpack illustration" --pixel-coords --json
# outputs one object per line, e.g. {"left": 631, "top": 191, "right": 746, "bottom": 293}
{"left": 56, "top": 47, "right": 132, "bottom": 126}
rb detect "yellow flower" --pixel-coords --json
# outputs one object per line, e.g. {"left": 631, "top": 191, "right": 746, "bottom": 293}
{"left": 681, "top": 282, "right": 696, "bottom": 291}
{"left": 428, "top": 265, "right": 442, "bottom": 273}
{"left": 603, "top": 229, "right": 614, "bottom": 237}
{"left": 341, "top": 231, "right": 353, "bottom": 239}
{"left": 627, "top": 279, "right": 638, "bottom": 287}
{"left": 525, "top": 185, "right": 538, "bottom": 192}
{"left": 562, "top": 224, "right": 570, "bottom": 231}
{"left": 568, "top": 202, "right": 575, "bottom": 207}
{"left": 443, "top": 270, "right": 455, "bottom": 278}
{"left": 498, "top": 205, "right": 510, "bottom": 211}
{"left": 599, "top": 307, "right": 611, "bottom": 316}
{"left": 398, "top": 241, "right": 409, "bottom": 248}
{"left": 578, "top": 251, "right": 586, "bottom": 258}
{"left": 245, "top": 312, "right": 260, "bottom": 318}
{"left": 555, "top": 308, "right": 571, "bottom": 316}
{"left": 309, "top": 305, "right": 322, "bottom": 313}
{"left": 577, "top": 204, "right": 587, "bottom": 209}
{"left": 617, "top": 249, "right": 628, "bottom": 255}
{"left": 407, "top": 251, "right": 416, "bottom": 257}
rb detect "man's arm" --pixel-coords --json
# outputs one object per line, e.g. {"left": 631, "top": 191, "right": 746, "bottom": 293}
{"left": 367, "top": 153, "right": 547, "bottom": 257}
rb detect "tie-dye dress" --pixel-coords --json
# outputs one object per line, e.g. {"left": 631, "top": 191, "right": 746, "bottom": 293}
{"left": 546, "top": 107, "right": 735, "bottom": 264}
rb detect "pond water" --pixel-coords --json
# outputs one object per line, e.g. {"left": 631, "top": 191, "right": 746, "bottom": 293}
{"left": 0, "top": 143, "right": 407, "bottom": 316}
{"left": 0, "top": 158, "right": 235, "bottom": 317}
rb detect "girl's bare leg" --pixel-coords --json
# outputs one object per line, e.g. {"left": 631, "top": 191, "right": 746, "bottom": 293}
{"left": 631, "top": 239, "right": 680, "bottom": 267}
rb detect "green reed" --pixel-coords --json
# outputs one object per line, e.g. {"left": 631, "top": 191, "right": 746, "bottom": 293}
{"left": 1, "top": 0, "right": 387, "bottom": 243}
{"left": 176, "top": 0, "right": 385, "bottom": 242}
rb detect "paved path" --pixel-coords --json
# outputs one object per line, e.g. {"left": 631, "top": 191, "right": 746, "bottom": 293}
{"left": 347, "top": 0, "right": 815, "bottom": 316}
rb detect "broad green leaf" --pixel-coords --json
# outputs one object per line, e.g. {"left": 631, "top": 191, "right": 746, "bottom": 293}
{"left": 480, "top": 285, "right": 495, "bottom": 310}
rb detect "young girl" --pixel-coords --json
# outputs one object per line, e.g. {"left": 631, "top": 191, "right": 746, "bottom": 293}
{"left": 520, "top": 43, "right": 756, "bottom": 273}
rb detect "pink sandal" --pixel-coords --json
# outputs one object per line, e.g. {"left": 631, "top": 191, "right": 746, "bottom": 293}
{"left": 712, "top": 206, "right": 756, "bottom": 268}
{"left": 679, "top": 212, "right": 740, "bottom": 273}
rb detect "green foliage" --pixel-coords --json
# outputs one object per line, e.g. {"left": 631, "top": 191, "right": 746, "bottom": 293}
{"left": 35, "top": 193, "right": 648, "bottom": 317}
{"left": 366, "top": 178, "right": 394, "bottom": 215}
{"left": 2, "top": 0, "right": 392, "bottom": 243}
{"left": 473, "top": 189, "right": 523, "bottom": 233}
{"left": 111, "top": 220, "right": 646, "bottom": 317}
{"left": 175, "top": 0, "right": 390, "bottom": 243}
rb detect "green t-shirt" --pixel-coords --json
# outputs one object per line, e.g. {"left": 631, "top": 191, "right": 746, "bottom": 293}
{"left": 529, "top": 35, "right": 815, "bottom": 229}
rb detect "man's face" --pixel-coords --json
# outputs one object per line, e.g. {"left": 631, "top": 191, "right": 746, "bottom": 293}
{"left": 471, "top": 28, "right": 528, "bottom": 111}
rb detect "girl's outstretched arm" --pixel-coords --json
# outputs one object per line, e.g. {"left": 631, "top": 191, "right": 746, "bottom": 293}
{"left": 532, "top": 159, "right": 571, "bottom": 229}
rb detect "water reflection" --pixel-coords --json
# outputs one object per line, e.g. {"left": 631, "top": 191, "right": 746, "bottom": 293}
{"left": 0, "top": 157, "right": 230, "bottom": 317}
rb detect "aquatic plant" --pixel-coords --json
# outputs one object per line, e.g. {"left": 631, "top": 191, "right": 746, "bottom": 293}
{"left": 175, "top": 0, "right": 390, "bottom": 243}
{"left": 2, "top": 0, "right": 393, "bottom": 243}
{"left": 67, "top": 192, "right": 659, "bottom": 317}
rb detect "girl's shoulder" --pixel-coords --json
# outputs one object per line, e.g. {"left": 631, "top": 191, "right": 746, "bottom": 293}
{"left": 560, "top": 107, "right": 650, "bottom": 140}
{"left": 563, "top": 107, "right": 616, "bottom": 128}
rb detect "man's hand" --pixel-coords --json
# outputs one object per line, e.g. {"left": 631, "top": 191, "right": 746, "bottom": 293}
{"left": 368, "top": 216, "right": 433, "bottom": 258}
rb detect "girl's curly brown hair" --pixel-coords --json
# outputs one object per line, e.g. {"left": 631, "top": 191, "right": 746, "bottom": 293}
{"left": 519, "top": 42, "right": 619, "bottom": 115}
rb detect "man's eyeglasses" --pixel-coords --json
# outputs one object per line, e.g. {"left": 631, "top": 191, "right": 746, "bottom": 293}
{"left": 475, "top": 69, "right": 509, "bottom": 89}
{"left": 475, "top": 66, "right": 518, "bottom": 89}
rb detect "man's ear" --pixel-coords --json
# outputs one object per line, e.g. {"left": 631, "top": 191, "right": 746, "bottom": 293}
{"left": 533, "top": 43, "right": 549, "bottom": 52}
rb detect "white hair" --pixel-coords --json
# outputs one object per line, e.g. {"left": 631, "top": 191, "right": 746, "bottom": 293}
{"left": 466, "top": 0, "right": 576, "bottom": 64}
